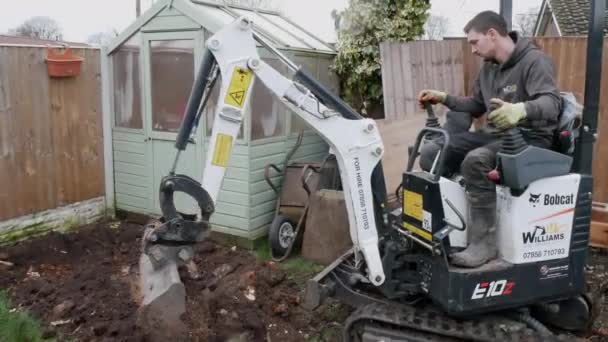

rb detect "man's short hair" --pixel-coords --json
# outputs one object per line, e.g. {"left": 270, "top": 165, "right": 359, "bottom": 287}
{"left": 464, "top": 11, "right": 508, "bottom": 36}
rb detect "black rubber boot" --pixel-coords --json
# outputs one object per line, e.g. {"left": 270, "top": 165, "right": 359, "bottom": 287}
{"left": 450, "top": 192, "right": 497, "bottom": 268}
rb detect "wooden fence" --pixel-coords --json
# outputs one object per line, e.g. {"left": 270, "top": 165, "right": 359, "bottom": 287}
{"left": 380, "top": 40, "right": 467, "bottom": 120}
{"left": 533, "top": 37, "right": 608, "bottom": 204}
{"left": 380, "top": 37, "right": 608, "bottom": 203}
{"left": 0, "top": 45, "right": 104, "bottom": 221}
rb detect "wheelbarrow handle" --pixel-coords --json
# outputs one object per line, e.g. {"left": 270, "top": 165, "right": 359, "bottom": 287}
{"left": 300, "top": 164, "right": 320, "bottom": 196}
{"left": 264, "top": 163, "right": 282, "bottom": 195}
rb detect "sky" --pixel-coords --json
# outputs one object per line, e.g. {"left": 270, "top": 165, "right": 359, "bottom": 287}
{"left": 0, "top": 0, "right": 544, "bottom": 43}
{"left": 284, "top": 0, "right": 544, "bottom": 42}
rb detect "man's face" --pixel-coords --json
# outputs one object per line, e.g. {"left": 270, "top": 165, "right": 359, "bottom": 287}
{"left": 467, "top": 29, "right": 497, "bottom": 61}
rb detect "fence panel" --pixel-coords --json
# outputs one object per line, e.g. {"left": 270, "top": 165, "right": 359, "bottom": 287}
{"left": 0, "top": 46, "right": 104, "bottom": 221}
{"left": 380, "top": 40, "right": 466, "bottom": 121}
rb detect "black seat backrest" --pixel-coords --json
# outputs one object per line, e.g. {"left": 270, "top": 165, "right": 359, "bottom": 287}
{"left": 553, "top": 92, "right": 582, "bottom": 155}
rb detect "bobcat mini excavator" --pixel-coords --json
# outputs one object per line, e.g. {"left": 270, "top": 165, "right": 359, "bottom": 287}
{"left": 138, "top": 1, "right": 604, "bottom": 340}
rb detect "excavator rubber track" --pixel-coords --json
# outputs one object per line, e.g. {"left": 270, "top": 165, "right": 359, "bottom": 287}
{"left": 343, "top": 301, "right": 577, "bottom": 342}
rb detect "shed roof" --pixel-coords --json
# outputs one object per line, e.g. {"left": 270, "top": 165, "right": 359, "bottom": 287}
{"left": 107, "top": 0, "right": 335, "bottom": 55}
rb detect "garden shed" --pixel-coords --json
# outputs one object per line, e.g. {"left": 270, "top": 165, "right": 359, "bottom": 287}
{"left": 101, "top": 0, "right": 338, "bottom": 240}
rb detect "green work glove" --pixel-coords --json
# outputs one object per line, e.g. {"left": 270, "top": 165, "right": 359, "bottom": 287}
{"left": 418, "top": 89, "right": 447, "bottom": 108}
{"left": 488, "top": 98, "right": 527, "bottom": 130}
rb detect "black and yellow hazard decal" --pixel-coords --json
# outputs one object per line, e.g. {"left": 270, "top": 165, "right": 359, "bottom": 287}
{"left": 403, "top": 222, "right": 432, "bottom": 240}
{"left": 224, "top": 66, "right": 253, "bottom": 108}
{"left": 402, "top": 190, "right": 431, "bottom": 240}
{"left": 211, "top": 133, "right": 233, "bottom": 167}
{"left": 403, "top": 190, "right": 423, "bottom": 221}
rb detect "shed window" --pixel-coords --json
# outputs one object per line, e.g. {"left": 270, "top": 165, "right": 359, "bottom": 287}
{"left": 317, "top": 58, "right": 339, "bottom": 94}
{"left": 251, "top": 58, "right": 287, "bottom": 140}
{"left": 112, "top": 34, "right": 142, "bottom": 129}
{"left": 150, "top": 39, "right": 194, "bottom": 133}
{"left": 204, "top": 74, "right": 244, "bottom": 139}
{"left": 290, "top": 56, "right": 318, "bottom": 134}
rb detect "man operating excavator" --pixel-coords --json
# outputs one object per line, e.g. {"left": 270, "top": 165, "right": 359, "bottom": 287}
{"left": 417, "top": 10, "right": 562, "bottom": 268}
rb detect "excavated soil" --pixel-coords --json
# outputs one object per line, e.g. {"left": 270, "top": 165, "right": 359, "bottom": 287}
{"left": 0, "top": 220, "right": 607, "bottom": 341}
{"left": 0, "top": 220, "right": 350, "bottom": 342}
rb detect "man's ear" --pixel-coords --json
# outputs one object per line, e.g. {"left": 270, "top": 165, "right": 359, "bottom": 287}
{"left": 487, "top": 28, "right": 497, "bottom": 39}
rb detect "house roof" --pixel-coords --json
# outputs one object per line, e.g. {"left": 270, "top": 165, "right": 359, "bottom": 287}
{"left": 107, "top": 0, "right": 334, "bottom": 55}
{"left": 0, "top": 34, "right": 90, "bottom": 47}
{"left": 536, "top": 0, "right": 608, "bottom": 36}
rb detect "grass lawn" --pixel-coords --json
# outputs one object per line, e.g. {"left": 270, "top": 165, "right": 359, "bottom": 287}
{"left": 253, "top": 238, "right": 324, "bottom": 279}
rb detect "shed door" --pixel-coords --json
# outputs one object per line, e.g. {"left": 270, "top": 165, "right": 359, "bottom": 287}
{"left": 142, "top": 31, "right": 205, "bottom": 215}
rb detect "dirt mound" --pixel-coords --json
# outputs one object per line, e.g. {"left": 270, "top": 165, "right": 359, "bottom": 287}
{"left": 180, "top": 242, "right": 341, "bottom": 341}
{"left": 0, "top": 221, "right": 350, "bottom": 341}
{"left": 1, "top": 221, "right": 146, "bottom": 341}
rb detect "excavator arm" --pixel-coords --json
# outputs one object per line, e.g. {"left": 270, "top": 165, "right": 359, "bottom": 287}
{"left": 139, "top": 16, "right": 388, "bottom": 326}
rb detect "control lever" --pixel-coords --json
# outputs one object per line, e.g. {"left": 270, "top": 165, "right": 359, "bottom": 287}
{"left": 423, "top": 102, "right": 442, "bottom": 140}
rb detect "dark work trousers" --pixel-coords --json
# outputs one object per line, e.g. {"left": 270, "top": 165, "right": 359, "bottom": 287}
{"left": 420, "top": 129, "right": 500, "bottom": 192}
{"left": 418, "top": 111, "right": 550, "bottom": 193}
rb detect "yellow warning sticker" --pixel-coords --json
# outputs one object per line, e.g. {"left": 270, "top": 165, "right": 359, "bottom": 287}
{"left": 211, "top": 133, "right": 233, "bottom": 167}
{"left": 224, "top": 66, "right": 253, "bottom": 108}
{"left": 403, "top": 190, "right": 423, "bottom": 221}
{"left": 403, "top": 222, "right": 432, "bottom": 241}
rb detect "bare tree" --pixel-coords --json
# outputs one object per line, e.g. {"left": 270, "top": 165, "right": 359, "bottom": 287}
{"left": 331, "top": 9, "right": 343, "bottom": 37}
{"left": 12, "top": 16, "right": 63, "bottom": 41}
{"left": 87, "top": 29, "right": 119, "bottom": 46}
{"left": 422, "top": 15, "right": 449, "bottom": 40}
{"left": 515, "top": 7, "right": 539, "bottom": 37}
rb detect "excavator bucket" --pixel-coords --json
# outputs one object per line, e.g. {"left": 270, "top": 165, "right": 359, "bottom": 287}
{"left": 137, "top": 226, "right": 186, "bottom": 330}
{"left": 139, "top": 244, "right": 185, "bottom": 322}
{"left": 137, "top": 224, "right": 199, "bottom": 338}
{"left": 139, "top": 256, "right": 187, "bottom": 330}
{"left": 136, "top": 178, "right": 213, "bottom": 333}
{"left": 136, "top": 44, "right": 217, "bottom": 332}
{"left": 140, "top": 253, "right": 185, "bottom": 317}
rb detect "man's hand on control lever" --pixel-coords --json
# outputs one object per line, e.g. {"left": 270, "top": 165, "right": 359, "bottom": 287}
{"left": 417, "top": 89, "right": 447, "bottom": 108}
{"left": 487, "top": 98, "right": 527, "bottom": 130}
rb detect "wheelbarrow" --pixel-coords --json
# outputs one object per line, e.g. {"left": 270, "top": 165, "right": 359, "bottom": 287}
{"left": 264, "top": 136, "right": 340, "bottom": 261}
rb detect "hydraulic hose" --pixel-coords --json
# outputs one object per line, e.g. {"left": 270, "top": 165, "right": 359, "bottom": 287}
{"left": 512, "top": 312, "right": 553, "bottom": 336}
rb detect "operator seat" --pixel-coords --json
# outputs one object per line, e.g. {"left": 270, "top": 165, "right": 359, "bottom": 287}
{"left": 491, "top": 92, "right": 582, "bottom": 191}
{"left": 552, "top": 92, "right": 582, "bottom": 156}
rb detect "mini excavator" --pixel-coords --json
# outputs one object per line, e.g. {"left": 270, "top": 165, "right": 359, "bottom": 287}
{"left": 138, "top": 1, "right": 604, "bottom": 340}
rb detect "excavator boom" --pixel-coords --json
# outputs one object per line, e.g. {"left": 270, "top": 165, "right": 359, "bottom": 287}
{"left": 138, "top": 15, "right": 389, "bottom": 329}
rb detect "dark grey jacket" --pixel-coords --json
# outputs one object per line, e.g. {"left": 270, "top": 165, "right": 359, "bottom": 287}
{"left": 444, "top": 32, "right": 561, "bottom": 145}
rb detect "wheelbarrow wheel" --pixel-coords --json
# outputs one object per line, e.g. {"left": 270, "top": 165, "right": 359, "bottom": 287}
{"left": 269, "top": 215, "right": 296, "bottom": 257}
